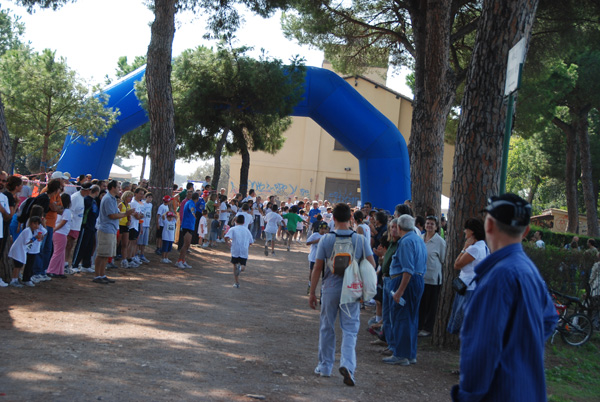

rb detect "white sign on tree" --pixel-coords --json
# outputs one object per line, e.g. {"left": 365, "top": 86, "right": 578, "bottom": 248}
{"left": 504, "top": 37, "right": 527, "bottom": 96}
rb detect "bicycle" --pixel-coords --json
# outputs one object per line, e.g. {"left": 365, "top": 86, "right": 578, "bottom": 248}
{"left": 549, "top": 289, "right": 593, "bottom": 347}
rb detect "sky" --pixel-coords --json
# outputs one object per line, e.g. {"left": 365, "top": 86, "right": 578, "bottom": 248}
{"left": 6, "top": 1, "right": 438, "bottom": 203}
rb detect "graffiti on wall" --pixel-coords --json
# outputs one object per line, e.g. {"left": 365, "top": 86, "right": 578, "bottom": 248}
{"left": 325, "top": 190, "right": 360, "bottom": 206}
{"left": 230, "top": 180, "right": 310, "bottom": 199}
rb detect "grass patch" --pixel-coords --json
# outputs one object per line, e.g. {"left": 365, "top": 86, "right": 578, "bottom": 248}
{"left": 546, "top": 333, "right": 600, "bottom": 401}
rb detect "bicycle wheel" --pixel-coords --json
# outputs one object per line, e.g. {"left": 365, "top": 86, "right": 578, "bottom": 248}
{"left": 560, "top": 313, "right": 593, "bottom": 346}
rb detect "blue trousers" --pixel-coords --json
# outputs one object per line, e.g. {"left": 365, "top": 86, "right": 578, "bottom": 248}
{"left": 382, "top": 277, "right": 396, "bottom": 353}
{"left": 251, "top": 215, "right": 262, "bottom": 239}
{"left": 34, "top": 226, "right": 53, "bottom": 276}
{"left": 317, "top": 285, "right": 360, "bottom": 376}
{"left": 388, "top": 274, "right": 424, "bottom": 360}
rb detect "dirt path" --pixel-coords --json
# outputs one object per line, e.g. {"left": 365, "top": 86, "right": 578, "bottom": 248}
{"left": 0, "top": 239, "right": 459, "bottom": 401}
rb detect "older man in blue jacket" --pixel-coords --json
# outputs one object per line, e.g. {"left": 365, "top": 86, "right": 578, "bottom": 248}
{"left": 451, "top": 193, "right": 558, "bottom": 401}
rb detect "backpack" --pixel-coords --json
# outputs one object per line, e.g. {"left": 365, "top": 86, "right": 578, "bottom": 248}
{"left": 16, "top": 197, "right": 36, "bottom": 224}
{"left": 327, "top": 231, "right": 356, "bottom": 276}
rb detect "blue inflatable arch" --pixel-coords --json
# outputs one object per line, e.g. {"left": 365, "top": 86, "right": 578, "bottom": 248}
{"left": 57, "top": 66, "right": 411, "bottom": 211}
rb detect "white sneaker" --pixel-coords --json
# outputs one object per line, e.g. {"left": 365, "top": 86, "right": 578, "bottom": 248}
{"left": 64, "top": 267, "right": 73, "bottom": 275}
{"left": 40, "top": 275, "right": 52, "bottom": 281}
{"left": 0, "top": 278, "right": 8, "bottom": 287}
{"left": 183, "top": 262, "right": 192, "bottom": 269}
{"left": 72, "top": 266, "right": 81, "bottom": 273}
{"left": 161, "top": 258, "right": 169, "bottom": 263}
{"left": 133, "top": 256, "right": 141, "bottom": 264}
{"left": 23, "top": 281, "right": 35, "bottom": 287}
{"left": 202, "top": 244, "right": 208, "bottom": 248}
{"left": 128, "top": 260, "right": 140, "bottom": 268}
{"left": 30, "top": 275, "right": 42, "bottom": 284}
{"left": 82, "top": 267, "right": 95, "bottom": 273}
{"left": 175, "top": 261, "right": 186, "bottom": 269}
{"left": 140, "top": 255, "right": 150, "bottom": 263}
{"left": 121, "top": 260, "right": 129, "bottom": 269}
{"left": 165, "top": 258, "right": 172, "bottom": 263}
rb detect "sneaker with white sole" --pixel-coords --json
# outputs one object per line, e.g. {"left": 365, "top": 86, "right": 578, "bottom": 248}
{"left": 314, "top": 366, "right": 331, "bottom": 377}
{"left": 183, "top": 262, "right": 192, "bottom": 269}
{"left": 175, "top": 261, "right": 186, "bottom": 269}
{"left": 161, "top": 258, "right": 170, "bottom": 264}
{"left": 133, "top": 256, "right": 142, "bottom": 264}
{"left": 382, "top": 355, "right": 410, "bottom": 365}
{"left": 202, "top": 244, "right": 209, "bottom": 248}
{"left": 0, "top": 278, "right": 8, "bottom": 287}
{"left": 30, "top": 275, "right": 42, "bottom": 284}
{"left": 9, "top": 280, "right": 23, "bottom": 288}
{"left": 121, "top": 260, "right": 129, "bottom": 269}
{"left": 81, "top": 267, "right": 95, "bottom": 273}
{"left": 23, "top": 281, "right": 35, "bottom": 287}
{"left": 233, "top": 283, "right": 240, "bottom": 288}
{"left": 140, "top": 255, "right": 150, "bottom": 263}
{"left": 40, "top": 275, "right": 52, "bottom": 281}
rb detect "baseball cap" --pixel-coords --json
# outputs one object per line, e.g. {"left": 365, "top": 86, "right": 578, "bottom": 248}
{"left": 481, "top": 193, "right": 531, "bottom": 227}
{"left": 51, "top": 171, "right": 68, "bottom": 180}
{"left": 163, "top": 195, "right": 172, "bottom": 202}
{"left": 166, "top": 211, "right": 175, "bottom": 217}
{"left": 319, "top": 221, "right": 329, "bottom": 229}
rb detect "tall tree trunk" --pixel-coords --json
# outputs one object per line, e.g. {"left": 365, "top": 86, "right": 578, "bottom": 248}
{"left": 238, "top": 131, "right": 250, "bottom": 198}
{"left": 574, "top": 106, "right": 598, "bottom": 236}
{"left": 527, "top": 175, "right": 541, "bottom": 204}
{"left": 0, "top": 96, "right": 11, "bottom": 173}
{"left": 553, "top": 117, "right": 579, "bottom": 233}
{"left": 407, "top": 0, "right": 455, "bottom": 217}
{"left": 146, "top": 0, "right": 177, "bottom": 241}
{"left": 211, "top": 129, "right": 228, "bottom": 190}
{"left": 140, "top": 151, "right": 147, "bottom": 180}
{"left": 435, "top": 0, "right": 539, "bottom": 348}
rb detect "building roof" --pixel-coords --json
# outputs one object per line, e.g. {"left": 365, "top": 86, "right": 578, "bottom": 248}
{"left": 343, "top": 74, "right": 414, "bottom": 103}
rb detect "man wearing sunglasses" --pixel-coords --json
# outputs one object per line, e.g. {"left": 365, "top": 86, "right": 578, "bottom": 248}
{"left": 451, "top": 193, "right": 557, "bottom": 401}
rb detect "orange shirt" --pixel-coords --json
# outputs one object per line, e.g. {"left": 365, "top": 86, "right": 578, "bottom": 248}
{"left": 45, "top": 192, "right": 63, "bottom": 228}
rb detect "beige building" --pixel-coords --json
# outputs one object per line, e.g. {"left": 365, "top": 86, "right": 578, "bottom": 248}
{"left": 531, "top": 208, "right": 600, "bottom": 235}
{"left": 229, "top": 62, "right": 455, "bottom": 205}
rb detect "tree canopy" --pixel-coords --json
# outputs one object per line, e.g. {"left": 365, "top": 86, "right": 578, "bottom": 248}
{"left": 172, "top": 43, "right": 306, "bottom": 195}
{"left": 0, "top": 46, "right": 118, "bottom": 173}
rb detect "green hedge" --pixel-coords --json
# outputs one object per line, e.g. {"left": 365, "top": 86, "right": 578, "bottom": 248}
{"left": 527, "top": 225, "right": 600, "bottom": 250}
{"left": 523, "top": 242, "right": 597, "bottom": 297}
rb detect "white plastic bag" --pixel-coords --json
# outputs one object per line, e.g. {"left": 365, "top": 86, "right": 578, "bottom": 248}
{"left": 359, "top": 258, "right": 377, "bottom": 301}
{"left": 340, "top": 260, "right": 363, "bottom": 305}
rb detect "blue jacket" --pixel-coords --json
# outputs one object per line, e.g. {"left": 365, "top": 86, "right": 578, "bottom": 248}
{"left": 451, "top": 243, "right": 558, "bottom": 401}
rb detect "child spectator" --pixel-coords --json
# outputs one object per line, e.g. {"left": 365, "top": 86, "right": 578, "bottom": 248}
{"left": 156, "top": 195, "right": 171, "bottom": 255}
{"left": 264, "top": 204, "right": 283, "bottom": 256}
{"left": 46, "top": 193, "right": 72, "bottom": 278}
{"left": 311, "top": 214, "right": 323, "bottom": 234}
{"left": 161, "top": 212, "right": 177, "bottom": 263}
{"left": 235, "top": 203, "right": 254, "bottom": 231}
{"left": 136, "top": 192, "right": 153, "bottom": 263}
{"left": 225, "top": 214, "right": 254, "bottom": 288}
{"left": 7, "top": 216, "right": 45, "bottom": 287}
{"left": 198, "top": 209, "right": 208, "bottom": 248}
{"left": 306, "top": 221, "right": 329, "bottom": 294}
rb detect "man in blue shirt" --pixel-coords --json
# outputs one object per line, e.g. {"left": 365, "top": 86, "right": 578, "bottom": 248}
{"left": 94, "top": 180, "right": 134, "bottom": 284}
{"left": 384, "top": 214, "right": 427, "bottom": 366}
{"left": 451, "top": 193, "right": 558, "bottom": 401}
{"left": 308, "top": 203, "right": 375, "bottom": 386}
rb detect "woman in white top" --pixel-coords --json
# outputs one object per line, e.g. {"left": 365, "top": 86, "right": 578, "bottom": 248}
{"left": 447, "top": 217, "right": 489, "bottom": 334}
{"left": 354, "top": 210, "right": 371, "bottom": 240}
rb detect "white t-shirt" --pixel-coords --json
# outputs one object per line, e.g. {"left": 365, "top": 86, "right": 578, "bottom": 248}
{"left": 357, "top": 223, "right": 371, "bottom": 240}
{"left": 235, "top": 211, "right": 253, "bottom": 229}
{"left": 0, "top": 192, "right": 8, "bottom": 239}
{"left": 306, "top": 232, "right": 323, "bottom": 263}
{"left": 225, "top": 224, "right": 254, "bottom": 258}
{"left": 322, "top": 212, "right": 333, "bottom": 223}
{"left": 70, "top": 191, "right": 85, "bottom": 232}
{"left": 535, "top": 239, "right": 545, "bottom": 249}
{"left": 9, "top": 227, "right": 38, "bottom": 263}
{"left": 162, "top": 218, "right": 177, "bottom": 242}
{"left": 297, "top": 215, "right": 307, "bottom": 230}
{"left": 142, "top": 201, "right": 152, "bottom": 228}
{"left": 128, "top": 199, "right": 144, "bottom": 230}
{"left": 219, "top": 202, "right": 230, "bottom": 221}
{"left": 460, "top": 240, "right": 489, "bottom": 290}
{"left": 55, "top": 209, "right": 72, "bottom": 236}
{"left": 157, "top": 204, "right": 169, "bottom": 227}
{"left": 264, "top": 211, "right": 283, "bottom": 234}
{"left": 198, "top": 216, "right": 208, "bottom": 236}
